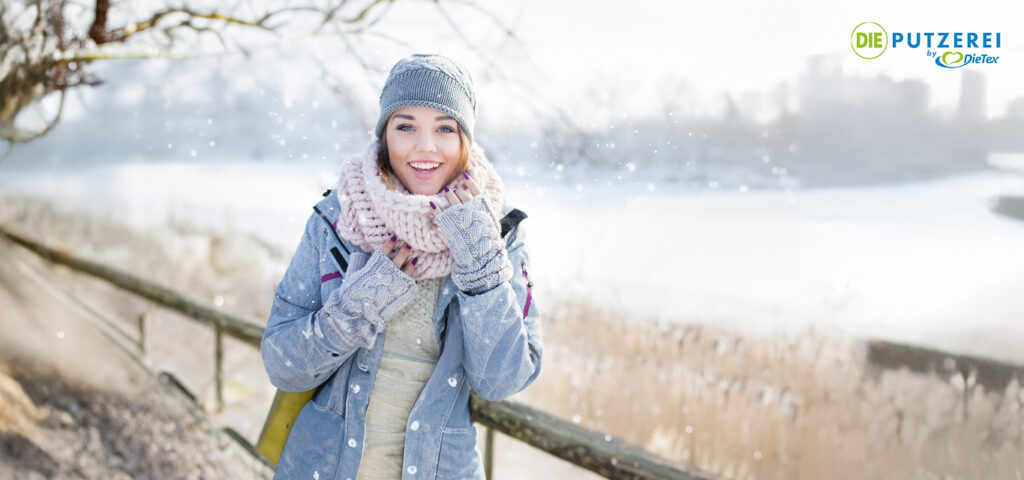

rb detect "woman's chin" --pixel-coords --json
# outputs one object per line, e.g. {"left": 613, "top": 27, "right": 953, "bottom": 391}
{"left": 405, "top": 182, "right": 441, "bottom": 196}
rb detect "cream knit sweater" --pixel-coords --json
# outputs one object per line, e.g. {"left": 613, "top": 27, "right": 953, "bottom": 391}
{"left": 357, "top": 277, "right": 445, "bottom": 479}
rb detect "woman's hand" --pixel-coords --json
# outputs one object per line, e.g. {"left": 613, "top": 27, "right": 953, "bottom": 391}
{"left": 430, "top": 173, "right": 512, "bottom": 294}
{"left": 381, "top": 234, "right": 418, "bottom": 276}
{"left": 442, "top": 172, "right": 484, "bottom": 205}
{"left": 317, "top": 244, "right": 418, "bottom": 349}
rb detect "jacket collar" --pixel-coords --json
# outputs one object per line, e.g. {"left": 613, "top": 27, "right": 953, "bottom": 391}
{"left": 315, "top": 190, "right": 342, "bottom": 226}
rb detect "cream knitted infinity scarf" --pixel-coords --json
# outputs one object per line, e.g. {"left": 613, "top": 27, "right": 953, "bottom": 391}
{"left": 334, "top": 140, "right": 505, "bottom": 280}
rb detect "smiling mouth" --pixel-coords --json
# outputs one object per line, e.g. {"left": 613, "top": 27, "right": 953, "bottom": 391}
{"left": 409, "top": 161, "right": 441, "bottom": 172}
{"left": 408, "top": 161, "right": 443, "bottom": 180}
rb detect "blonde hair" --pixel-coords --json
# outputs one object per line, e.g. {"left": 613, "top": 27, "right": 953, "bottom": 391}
{"left": 376, "top": 125, "right": 472, "bottom": 192}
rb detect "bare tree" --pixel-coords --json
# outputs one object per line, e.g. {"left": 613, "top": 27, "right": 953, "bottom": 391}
{"left": 0, "top": 0, "right": 415, "bottom": 145}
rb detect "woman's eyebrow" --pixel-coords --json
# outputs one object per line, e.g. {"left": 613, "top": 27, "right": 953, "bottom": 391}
{"left": 392, "top": 114, "right": 454, "bottom": 122}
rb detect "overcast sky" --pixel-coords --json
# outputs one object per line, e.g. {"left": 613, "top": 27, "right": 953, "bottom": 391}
{"left": 26, "top": 0, "right": 1024, "bottom": 139}
{"left": 501, "top": 0, "right": 1023, "bottom": 118}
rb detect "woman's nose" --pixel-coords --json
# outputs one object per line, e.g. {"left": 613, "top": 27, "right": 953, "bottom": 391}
{"left": 415, "top": 131, "right": 436, "bottom": 152}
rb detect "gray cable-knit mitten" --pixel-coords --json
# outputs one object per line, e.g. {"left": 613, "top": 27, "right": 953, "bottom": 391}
{"left": 434, "top": 192, "right": 513, "bottom": 294}
{"left": 315, "top": 249, "right": 418, "bottom": 350}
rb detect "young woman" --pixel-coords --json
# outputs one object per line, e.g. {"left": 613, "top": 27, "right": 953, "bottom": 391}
{"left": 261, "top": 54, "right": 542, "bottom": 479}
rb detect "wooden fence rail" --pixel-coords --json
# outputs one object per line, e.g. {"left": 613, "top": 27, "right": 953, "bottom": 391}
{"left": 1, "top": 225, "right": 711, "bottom": 480}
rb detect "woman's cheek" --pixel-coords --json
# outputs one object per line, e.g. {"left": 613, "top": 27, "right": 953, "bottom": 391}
{"left": 443, "top": 138, "right": 461, "bottom": 159}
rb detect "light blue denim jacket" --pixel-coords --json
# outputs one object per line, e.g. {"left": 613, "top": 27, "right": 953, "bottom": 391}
{"left": 261, "top": 191, "right": 543, "bottom": 480}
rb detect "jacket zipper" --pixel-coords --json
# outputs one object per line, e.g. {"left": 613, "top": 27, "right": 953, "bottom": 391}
{"left": 521, "top": 262, "right": 532, "bottom": 319}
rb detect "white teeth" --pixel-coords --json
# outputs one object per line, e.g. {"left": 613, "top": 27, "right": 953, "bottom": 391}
{"left": 410, "top": 162, "right": 440, "bottom": 170}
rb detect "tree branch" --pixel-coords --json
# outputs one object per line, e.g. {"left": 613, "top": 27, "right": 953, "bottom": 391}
{"left": 112, "top": 7, "right": 272, "bottom": 43}
{"left": 88, "top": 0, "right": 109, "bottom": 44}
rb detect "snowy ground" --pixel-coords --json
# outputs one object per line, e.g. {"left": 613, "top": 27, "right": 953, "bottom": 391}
{"left": 0, "top": 239, "right": 273, "bottom": 480}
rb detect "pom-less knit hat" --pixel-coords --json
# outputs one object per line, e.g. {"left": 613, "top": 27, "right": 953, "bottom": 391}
{"left": 374, "top": 53, "right": 477, "bottom": 142}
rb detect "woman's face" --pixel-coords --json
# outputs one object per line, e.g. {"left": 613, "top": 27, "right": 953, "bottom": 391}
{"left": 385, "top": 106, "right": 462, "bottom": 195}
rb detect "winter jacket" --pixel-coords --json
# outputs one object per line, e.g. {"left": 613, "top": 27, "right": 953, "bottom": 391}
{"left": 261, "top": 191, "right": 543, "bottom": 480}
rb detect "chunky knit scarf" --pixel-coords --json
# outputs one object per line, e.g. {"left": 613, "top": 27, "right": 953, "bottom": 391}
{"left": 334, "top": 140, "right": 505, "bottom": 280}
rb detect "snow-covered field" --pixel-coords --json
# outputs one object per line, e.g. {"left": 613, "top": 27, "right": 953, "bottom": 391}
{"left": 4, "top": 160, "right": 1023, "bottom": 365}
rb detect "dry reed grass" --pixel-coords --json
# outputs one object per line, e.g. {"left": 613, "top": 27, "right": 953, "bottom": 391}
{"left": 523, "top": 295, "right": 1024, "bottom": 479}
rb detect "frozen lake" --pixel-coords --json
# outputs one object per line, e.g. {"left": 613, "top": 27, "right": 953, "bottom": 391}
{"left": 3, "top": 160, "right": 1023, "bottom": 364}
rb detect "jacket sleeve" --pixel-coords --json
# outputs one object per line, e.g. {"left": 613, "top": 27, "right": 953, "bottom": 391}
{"left": 457, "top": 222, "right": 543, "bottom": 402}
{"left": 261, "top": 213, "right": 362, "bottom": 392}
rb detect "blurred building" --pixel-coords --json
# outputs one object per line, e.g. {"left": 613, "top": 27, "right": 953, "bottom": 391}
{"left": 958, "top": 71, "right": 985, "bottom": 123}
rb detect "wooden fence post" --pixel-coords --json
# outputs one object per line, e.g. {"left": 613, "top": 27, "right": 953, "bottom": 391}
{"left": 137, "top": 312, "right": 147, "bottom": 354}
{"left": 215, "top": 324, "right": 225, "bottom": 412}
{"left": 484, "top": 426, "right": 495, "bottom": 479}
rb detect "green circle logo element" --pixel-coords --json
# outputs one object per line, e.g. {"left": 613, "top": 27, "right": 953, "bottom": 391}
{"left": 851, "top": 22, "right": 888, "bottom": 60}
{"left": 941, "top": 51, "right": 964, "bottom": 66}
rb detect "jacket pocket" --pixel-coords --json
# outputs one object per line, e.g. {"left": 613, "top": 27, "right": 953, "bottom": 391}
{"left": 275, "top": 400, "right": 346, "bottom": 479}
{"left": 313, "top": 363, "right": 351, "bottom": 416}
{"left": 435, "top": 425, "right": 484, "bottom": 479}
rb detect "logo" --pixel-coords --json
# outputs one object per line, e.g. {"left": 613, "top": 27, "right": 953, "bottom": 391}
{"left": 935, "top": 51, "right": 1000, "bottom": 68}
{"left": 851, "top": 23, "right": 1003, "bottom": 68}
{"left": 939, "top": 51, "right": 964, "bottom": 67}
{"left": 851, "top": 22, "right": 888, "bottom": 59}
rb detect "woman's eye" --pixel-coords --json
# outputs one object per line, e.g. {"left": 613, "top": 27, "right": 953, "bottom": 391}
{"left": 438, "top": 125, "right": 455, "bottom": 133}
{"left": 396, "top": 124, "right": 413, "bottom": 131}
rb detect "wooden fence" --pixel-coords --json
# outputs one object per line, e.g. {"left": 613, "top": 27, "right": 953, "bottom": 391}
{"left": 1, "top": 225, "right": 711, "bottom": 480}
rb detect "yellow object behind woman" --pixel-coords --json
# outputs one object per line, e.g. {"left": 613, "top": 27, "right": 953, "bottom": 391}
{"left": 256, "top": 389, "right": 316, "bottom": 466}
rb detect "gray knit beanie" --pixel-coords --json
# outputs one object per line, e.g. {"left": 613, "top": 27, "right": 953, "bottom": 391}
{"left": 374, "top": 53, "right": 477, "bottom": 142}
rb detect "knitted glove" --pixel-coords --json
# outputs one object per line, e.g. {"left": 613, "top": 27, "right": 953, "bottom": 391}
{"left": 434, "top": 192, "right": 513, "bottom": 294}
{"left": 315, "top": 249, "right": 418, "bottom": 350}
